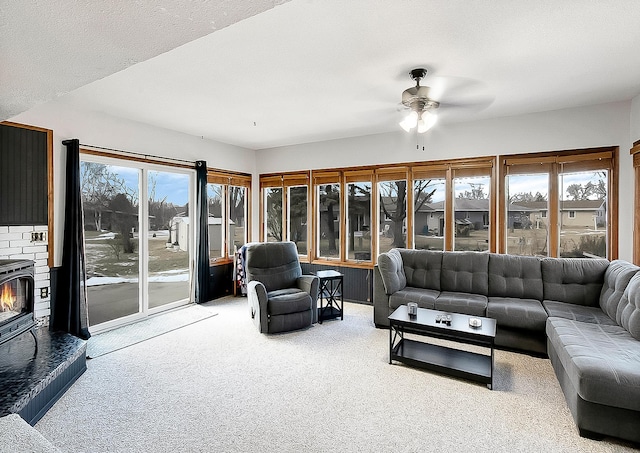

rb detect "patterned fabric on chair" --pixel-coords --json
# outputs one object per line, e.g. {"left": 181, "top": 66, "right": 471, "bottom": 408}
{"left": 245, "top": 242, "right": 319, "bottom": 333}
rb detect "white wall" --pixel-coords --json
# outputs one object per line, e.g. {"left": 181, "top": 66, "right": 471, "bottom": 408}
{"left": 11, "top": 101, "right": 256, "bottom": 266}
{"left": 256, "top": 101, "right": 634, "bottom": 261}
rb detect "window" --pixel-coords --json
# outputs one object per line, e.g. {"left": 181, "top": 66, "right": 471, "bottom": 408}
{"left": 264, "top": 187, "right": 283, "bottom": 242}
{"left": 346, "top": 175, "right": 372, "bottom": 261}
{"left": 504, "top": 172, "right": 549, "bottom": 256}
{"left": 287, "top": 185, "right": 308, "bottom": 255}
{"left": 413, "top": 177, "right": 446, "bottom": 251}
{"left": 559, "top": 170, "right": 607, "bottom": 258}
{"left": 500, "top": 147, "right": 617, "bottom": 259}
{"left": 209, "top": 170, "right": 251, "bottom": 261}
{"left": 260, "top": 158, "right": 498, "bottom": 267}
{"left": 207, "top": 183, "right": 224, "bottom": 258}
{"left": 317, "top": 183, "right": 341, "bottom": 259}
{"left": 228, "top": 186, "right": 247, "bottom": 256}
{"left": 260, "top": 172, "right": 309, "bottom": 255}
{"left": 377, "top": 168, "right": 408, "bottom": 255}
{"left": 453, "top": 174, "right": 491, "bottom": 251}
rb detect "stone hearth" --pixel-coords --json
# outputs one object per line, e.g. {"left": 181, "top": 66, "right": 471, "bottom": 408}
{"left": 0, "top": 329, "right": 86, "bottom": 425}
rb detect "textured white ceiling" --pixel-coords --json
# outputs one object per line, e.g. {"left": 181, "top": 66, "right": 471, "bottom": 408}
{"left": 4, "top": 0, "right": 640, "bottom": 150}
{"left": 0, "top": 0, "right": 289, "bottom": 119}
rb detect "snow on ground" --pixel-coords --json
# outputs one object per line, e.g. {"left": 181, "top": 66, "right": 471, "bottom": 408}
{"left": 86, "top": 271, "right": 189, "bottom": 287}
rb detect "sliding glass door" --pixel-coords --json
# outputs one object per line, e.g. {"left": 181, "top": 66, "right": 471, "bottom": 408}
{"left": 81, "top": 156, "right": 193, "bottom": 331}
{"left": 148, "top": 170, "right": 191, "bottom": 309}
{"left": 81, "top": 162, "right": 141, "bottom": 326}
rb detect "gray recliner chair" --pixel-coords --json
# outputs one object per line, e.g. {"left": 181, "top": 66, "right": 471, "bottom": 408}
{"left": 245, "top": 241, "right": 319, "bottom": 333}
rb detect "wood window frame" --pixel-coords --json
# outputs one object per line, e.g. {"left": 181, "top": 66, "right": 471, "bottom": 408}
{"left": 284, "top": 172, "right": 310, "bottom": 260}
{"left": 259, "top": 171, "right": 310, "bottom": 260}
{"left": 343, "top": 169, "right": 374, "bottom": 267}
{"left": 451, "top": 164, "right": 496, "bottom": 252}
{"left": 312, "top": 170, "right": 342, "bottom": 263}
{"left": 632, "top": 140, "right": 640, "bottom": 264}
{"left": 208, "top": 169, "right": 252, "bottom": 265}
{"left": 499, "top": 146, "right": 618, "bottom": 259}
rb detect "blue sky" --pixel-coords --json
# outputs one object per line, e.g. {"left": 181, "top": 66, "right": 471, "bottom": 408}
{"left": 110, "top": 166, "right": 190, "bottom": 207}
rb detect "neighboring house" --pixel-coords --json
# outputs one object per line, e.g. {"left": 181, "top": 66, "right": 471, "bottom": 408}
{"left": 169, "top": 215, "right": 234, "bottom": 252}
{"left": 515, "top": 200, "right": 606, "bottom": 230}
{"left": 424, "top": 199, "right": 490, "bottom": 236}
{"left": 559, "top": 200, "right": 606, "bottom": 229}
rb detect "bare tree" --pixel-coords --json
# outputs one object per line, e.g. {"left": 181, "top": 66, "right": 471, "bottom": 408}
{"left": 379, "top": 181, "right": 407, "bottom": 248}
{"left": 457, "top": 182, "right": 487, "bottom": 200}
{"left": 80, "top": 162, "right": 135, "bottom": 231}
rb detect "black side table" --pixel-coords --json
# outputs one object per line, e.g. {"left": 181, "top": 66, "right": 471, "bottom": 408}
{"left": 316, "top": 270, "right": 344, "bottom": 323}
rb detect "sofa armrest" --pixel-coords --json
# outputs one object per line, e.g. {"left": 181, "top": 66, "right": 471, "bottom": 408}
{"left": 247, "top": 280, "right": 269, "bottom": 333}
{"left": 297, "top": 275, "right": 320, "bottom": 323}
{"left": 373, "top": 265, "right": 391, "bottom": 328}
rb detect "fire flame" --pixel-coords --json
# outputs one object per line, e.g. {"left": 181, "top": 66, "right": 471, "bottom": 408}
{"left": 1, "top": 284, "right": 16, "bottom": 312}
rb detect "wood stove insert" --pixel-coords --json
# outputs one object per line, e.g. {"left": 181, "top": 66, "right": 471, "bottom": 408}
{"left": 0, "top": 260, "right": 36, "bottom": 348}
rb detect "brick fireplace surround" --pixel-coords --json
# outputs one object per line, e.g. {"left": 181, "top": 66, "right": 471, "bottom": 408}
{"left": 0, "top": 224, "right": 87, "bottom": 425}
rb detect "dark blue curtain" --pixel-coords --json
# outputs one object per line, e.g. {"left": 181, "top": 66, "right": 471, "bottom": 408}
{"left": 50, "top": 139, "right": 90, "bottom": 340}
{"left": 195, "top": 160, "right": 211, "bottom": 303}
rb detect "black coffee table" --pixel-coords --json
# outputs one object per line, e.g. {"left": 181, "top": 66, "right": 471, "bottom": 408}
{"left": 388, "top": 306, "right": 497, "bottom": 389}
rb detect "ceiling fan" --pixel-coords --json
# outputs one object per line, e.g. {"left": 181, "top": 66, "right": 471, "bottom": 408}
{"left": 399, "top": 68, "right": 440, "bottom": 133}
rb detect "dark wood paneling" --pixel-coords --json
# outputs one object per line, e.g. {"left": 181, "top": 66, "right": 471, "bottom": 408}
{"left": 209, "top": 263, "right": 234, "bottom": 299}
{"left": 0, "top": 125, "right": 48, "bottom": 225}
{"left": 301, "top": 263, "right": 372, "bottom": 304}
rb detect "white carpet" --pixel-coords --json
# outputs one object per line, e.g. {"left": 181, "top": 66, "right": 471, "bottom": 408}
{"left": 0, "top": 414, "right": 60, "bottom": 453}
{"left": 86, "top": 303, "right": 217, "bottom": 358}
{"left": 36, "top": 298, "right": 636, "bottom": 452}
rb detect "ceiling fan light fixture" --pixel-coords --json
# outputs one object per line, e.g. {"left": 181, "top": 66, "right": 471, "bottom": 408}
{"left": 418, "top": 110, "right": 437, "bottom": 133}
{"left": 399, "top": 68, "right": 440, "bottom": 134}
{"left": 399, "top": 110, "right": 418, "bottom": 132}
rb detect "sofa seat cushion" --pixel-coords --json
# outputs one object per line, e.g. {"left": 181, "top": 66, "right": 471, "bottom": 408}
{"left": 267, "top": 288, "right": 311, "bottom": 315}
{"left": 543, "top": 300, "right": 618, "bottom": 326}
{"left": 487, "top": 297, "right": 547, "bottom": 331}
{"left": 546, "top": 317, "right": 640, "bottom": 411}
{"left": 389, "top": 287, "right": 439, "bottom": 310}
{"left": 435, "top": 291, "right": 487, "bottom": 316}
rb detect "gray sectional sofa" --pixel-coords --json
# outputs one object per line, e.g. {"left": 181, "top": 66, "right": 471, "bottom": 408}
{"left": 373, "top": 248, "right": 640, "bottom": 444}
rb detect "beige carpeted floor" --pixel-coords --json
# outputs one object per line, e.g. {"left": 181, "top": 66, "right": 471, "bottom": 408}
{"left": 35, "top": 298, "right": 637, "bottom": 452}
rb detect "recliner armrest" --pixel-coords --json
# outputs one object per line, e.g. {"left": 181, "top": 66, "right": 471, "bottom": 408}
{"left": 247, "top": 280, "right": 269, "bottom": 332}
{"left": 297, "top": 275, "right": 319, "bottom": 323}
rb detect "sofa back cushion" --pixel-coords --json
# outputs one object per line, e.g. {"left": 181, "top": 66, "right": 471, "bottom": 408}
{"left": 541, "top": 257, "right": 609, "bottom": 306}
{"left": 600, "top": 260, "right": 640, "bottom": 321}
{"left": 377, "top": 249, "right": 406, "bottom": 295}
{"left": 617, "top": 273, "right": 640, "bottom": 340}
{"left": 398, "top": 249, "right": 443, "bottom": 290}
{"left": 488, "top": 254, "right": 543, "bottom": 300}
{"left": 441, "top": 251, "right": 489, "bottom": 296}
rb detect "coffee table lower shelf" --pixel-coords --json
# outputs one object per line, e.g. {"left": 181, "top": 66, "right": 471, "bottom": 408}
{"left": 391, "top": 338, "right": 492, "bottom": 387}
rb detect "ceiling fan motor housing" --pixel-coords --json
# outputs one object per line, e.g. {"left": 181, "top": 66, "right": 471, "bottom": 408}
{"left": 401, "top": 68, "right": 440, "bottom": 112}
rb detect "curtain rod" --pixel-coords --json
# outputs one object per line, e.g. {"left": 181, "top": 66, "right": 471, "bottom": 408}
{"left": 77, "top": 142, "right": 196, "bottom": 165}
